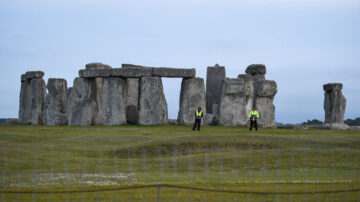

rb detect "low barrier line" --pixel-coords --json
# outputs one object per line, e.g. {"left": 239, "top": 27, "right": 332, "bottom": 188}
{"left": 1, "top": 184, "right": 359, "bottom": 195}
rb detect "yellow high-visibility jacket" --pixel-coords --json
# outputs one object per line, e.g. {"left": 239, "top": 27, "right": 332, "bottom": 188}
{"left": 248, "top": 110, "right": 259, "bottom": 121}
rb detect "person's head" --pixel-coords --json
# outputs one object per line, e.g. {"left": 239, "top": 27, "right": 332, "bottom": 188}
{"left": 198, "top": 107, "right": 202, "bottom": 111}
{"left": 252, "top": 106, "right": 256, "bottom": 110}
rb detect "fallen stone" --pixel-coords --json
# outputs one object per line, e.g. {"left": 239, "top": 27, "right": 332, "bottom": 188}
{"left": 349, "top": 126, "right": 360, "bottom": 130}
{"left": 206, "top": 64, "right": 226, "bottom": 114}
{"left": 126, "top": 78, "right": 139, "bottom": 124}
{"left": 44, "top": 79, "right": 68, "bottom": 125}
{"left": 177, "top": 77, "right": 206, "bottom": 125}
{"left": 152, "top": 67, "right": 196, "bottom": 78}
{"left": 168, "top": 119, "right": 178, "bottom": 125}
{"left": 318, "top": 123, "right": 349, "bottom": 130}
{"left": 218, "top": 76, "right": 254, "bottom": 126}
{"left": 245, "top": 64, "right": 266, "bottom": 76}
{"left": 138, "top": 77, "right": 168, "bottom": 125}
{"left": 323, "top": 83, "right": 346, "bottom": 124}
{"left": 101, "top": 77, "right": 127, "bottom": 125}
{"left": 25, "top": 71, "right": 44, "bottom": 79}
{"left": 86, "top": 63, "right": 112, "bottom": 69}
{"left": 30, "top": 78, "right": 47, "bottom": 125}
{"left": 277, "top": 124, "right": 308, "bottom": 129}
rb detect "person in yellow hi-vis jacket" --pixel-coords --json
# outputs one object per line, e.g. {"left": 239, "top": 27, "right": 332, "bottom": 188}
{"left": 248, "top": 107, "right": 259, "bottom": 131}
{"left": 192, "top": 107, "right": 203, "bottom": 131}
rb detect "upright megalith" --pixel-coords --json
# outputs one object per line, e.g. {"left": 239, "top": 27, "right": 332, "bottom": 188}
{"left": 67, "top": 77, "right": 95, "bottom": 126}
{"left": 206, "top": 64, "right": 226, "bottom": 115}
{"left": 320, "top": 83, "right": 348, "bottom": 129}
{"left": 178, "top": 77, "right": 206, "bottom": 125}
{"left": 126, "top": 78, "right": 139, "bottom": 124}
{"left": 218, "top": 75, "right": 254, "bottom": 126}
{"left": 254, "top": 80, "right": 277, "bottom": 127}
{"left": 243, "top": 64, "right": 277, "bottom": 128}
{"left": 102, "top": 77, "right": 127, "bottom": 125}
{"left": 139, "top": 77, "right": 168, "bottom": 125}
{"left": 18, "top": 71, "right": 46, "bottom": 125}
{"left": 44, "top": 79, "right": 68, "bottom": 125}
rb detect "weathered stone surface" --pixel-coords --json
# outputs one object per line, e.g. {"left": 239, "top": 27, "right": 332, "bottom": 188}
{"left": 254, "top": 80, "right": 277, "bottom": 128}
{"left": 44, "top": 79, "right": 68, "bottom": 125}
{"left": 205, "top": 113, "right": 216, "bottom": 125}
{"left": 323, "top": 83, "right": 346, "bottom": 124}
{"left": 101, "top": 77, "right": 127, "bottom": 125}
{"left": 79, "top": 69, "right": 111, "bottom": 78}
{"left": 206, "top": 64, "right": 226, "bottom": 114}
{"left": 30, "top": 79, "right": 47, "bottom": 125}
{"left": 86, "top": 63, "right": 112, "bottom": 69}
{"left": 19, "top": 78, "right": 32, "bottom": 124}
{"left": 318, "top": 123, "right": 349, "bottom": 130}
{"left": 25, "top": 71, "right": 44, "bottom": 79}
{"left": 67, "top": 78, "right": 97, "bottom": 126}
{"left": 112, "top": 67, "right": 152, "bottom": 77}
{"left": 245, "top": 64, "right": 266, "bottom": 76}
{"left": 21, "top": 74, "right": 26, "bottom": 82}
{"left": 152, "top": 68, "right": 196, "bottom": 78}
{"left": 177, "top": 77, "right": 206, "bottom": 125}
{"left": 126, "top": 78, "right": 139, "bottom": 124}
{"left": 218, "top": 76, "right": 254, "bottom": 126}
{"left": 139, "top": 77, "right": 168, "bottom": 125}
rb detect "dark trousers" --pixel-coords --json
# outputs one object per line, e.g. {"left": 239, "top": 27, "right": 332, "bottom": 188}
{"left": 250, "top": 119, "right": 258, "bottom": 131}
{"left": 192, "top": 118, "right": 201, "bottom": 131}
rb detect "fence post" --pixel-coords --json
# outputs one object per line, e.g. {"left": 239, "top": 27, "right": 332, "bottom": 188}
{"left": 157, "top": 183, "right": 162, "bottom": 202}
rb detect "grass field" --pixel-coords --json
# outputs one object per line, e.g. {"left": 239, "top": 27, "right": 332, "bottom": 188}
{"left": 0, "top": 124, "right": 359, "bottom": 201}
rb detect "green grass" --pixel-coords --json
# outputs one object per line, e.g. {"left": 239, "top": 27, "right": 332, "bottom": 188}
{"left": 0, "top": 124, "right": 359, "bottom": 201}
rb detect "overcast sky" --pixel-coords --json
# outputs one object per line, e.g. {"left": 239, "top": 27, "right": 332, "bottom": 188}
{"left": 0, "top": 0, "right": 359, "bottom": 123}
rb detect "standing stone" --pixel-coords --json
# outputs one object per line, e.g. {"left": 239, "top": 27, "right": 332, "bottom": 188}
{"left": 44, "top": 79, "right": 68, "bottom": 125}
{"left": 18, "top": 74, "right": 30, "bottom": 124}
{"left": 93, "top": 77, "right": 104, "bottom": 125}
{"left": 101, "top": 77, "right": 127, "bottom": 125}
{"left": 68, "top": 77, "right": 96, "bottom": 126}
{"left": 178, "top": 77, "right": 206, "bottom": 125}
{"left": 126, "top": 78, "right": 139, "bottom": 124}
{"left": 254, "top": 80, "right": 277, "bottom": 128}
{"left": 206, "top": 64, "right": 226, "bottom": 114}
{"left": 218, "top": 75, "right": 254, "bottom": 126}
{"left": 320, "top": 83, "right": 348, "bottom": 129}
{"left": 19, "top": 71, "right": 46, "bottom": 124}
{"left": 30, "top": 79, "right": 47, "bottom": 125}
{"left": 139, "top": 77, "right": 168, "bottom": 125}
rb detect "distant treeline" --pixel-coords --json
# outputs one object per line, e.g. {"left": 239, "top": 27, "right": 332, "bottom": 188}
{"left": 301, "top": 118, "right": 360, "bottom": 126}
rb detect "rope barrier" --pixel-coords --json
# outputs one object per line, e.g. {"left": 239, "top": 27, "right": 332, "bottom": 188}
{"left": 1, "top": 184, "right": 359, "bottom": 195}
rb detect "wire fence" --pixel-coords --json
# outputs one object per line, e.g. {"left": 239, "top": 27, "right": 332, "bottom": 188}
{"left": 1, "top": 130, "right": 360, "bottom": 201}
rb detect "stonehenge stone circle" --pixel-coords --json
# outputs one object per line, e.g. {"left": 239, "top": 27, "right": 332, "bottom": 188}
{"left": 44, "top": 79, "right": 68, "bottom": 125}
{"left": 206, "top": 64, "right": 225, "bottom": 115}
{"left": 178, "top": 77, "right": 206, "bottom": 125}
{"left": 19, "top": 62, "right": 283, "bottom": 128}
{"left": 139, "top": 77, "right": 168, "bottom": 125}
{"left": 320, "top": 83, "right": 348, "bottom": 130}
